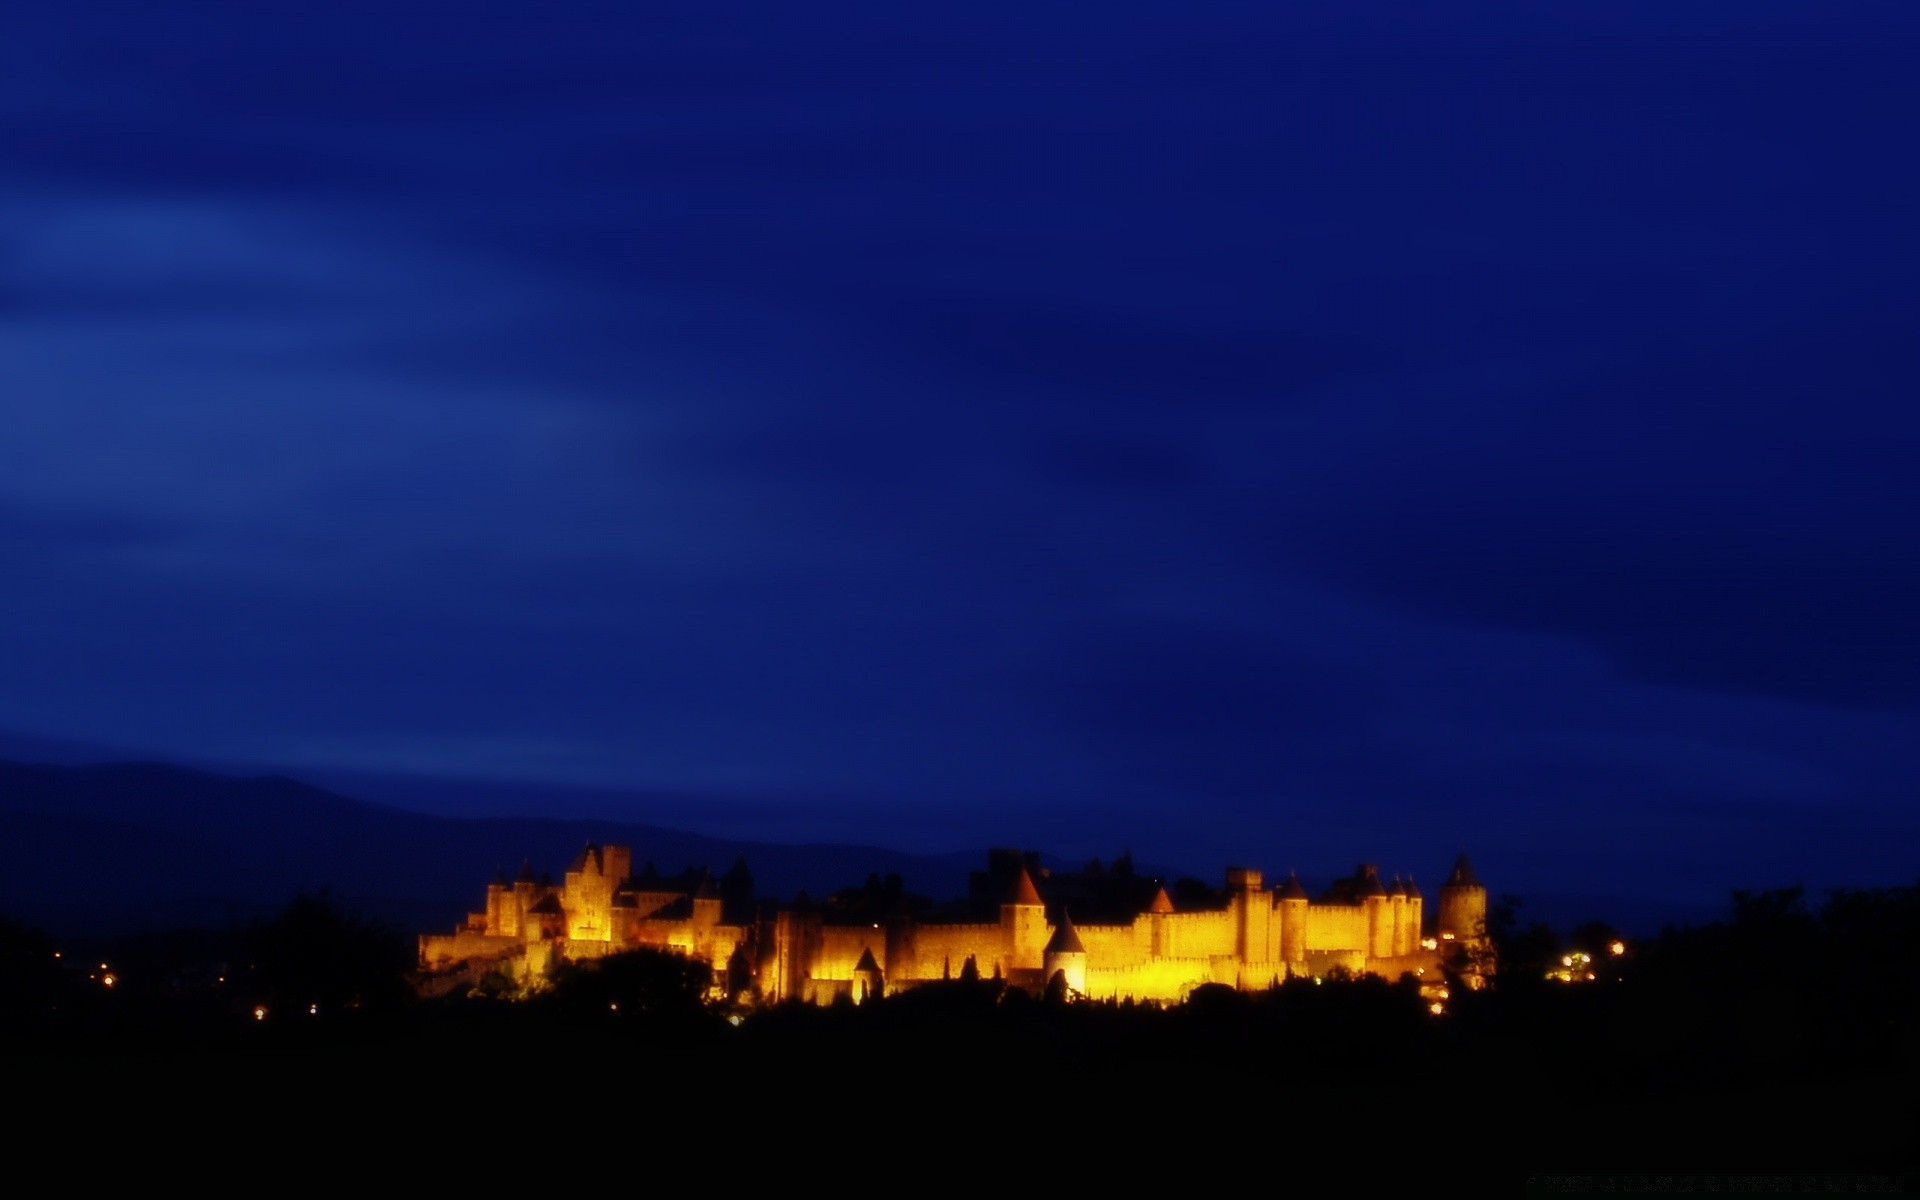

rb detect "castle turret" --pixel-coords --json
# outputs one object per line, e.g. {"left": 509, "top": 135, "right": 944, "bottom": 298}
{"left": 1389, "top": 876, "right": 1409, "bottom": 957}
{"left": 563, "top": 841, "right": 620, "bottom": 943}
{"left": 1403, "top": 874, "right": 1424, "bottom": 955}
{"left": 1360, "top": 864, "right": 1392, "bottom": 961}
{"left": 851, "top": 946, "right": 884, "bottom": 1004}
{"left": 1043, "top": 911, "right": 1087, "bottom": 999}
{"left": 1436, "top": 852, "right": 1488, "bottom": 946}
{"left": 692, "top": 867, "right": 724, "bottom": 959}
{"left": 496, "top": 858, "right": 537, "bottom": 939}
{"left": 1147, "top": 883, "right": 1175, "bottom": 958}
{"left": 1277, "top": 871, "right": 1309, "bottom": 968}
{"left": 1001, "top": 863, "right": 1048, "bottom": 973}
{"left": 1227, "top": 867, "right": 1270, "bottom": 976}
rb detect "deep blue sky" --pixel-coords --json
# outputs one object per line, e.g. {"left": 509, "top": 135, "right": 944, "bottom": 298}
{"left": 5, "top": 2, "right": 1918, "bottom": 920}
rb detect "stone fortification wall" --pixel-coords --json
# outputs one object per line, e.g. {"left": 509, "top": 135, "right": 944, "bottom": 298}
{"left": 625, "top": 916, "right": 697, "bottom": 955}
{"left": 1304, "top": 903, "right": 1367, "bottom": 951}
{"left": 1073, "top": 920, "right": 1148, "bottom": 967}
{"left": 905, "top": 923, "right": 1001, "bottom": 981}
{"left": 1084, "top": 956, "right": 1216, "bottom": 1003}
{"left": 1303, "top": 948, "right": 1368, "bottom": 978}
{"left": 812, "top": 924, "right": 888, "bottom": 983}
{"left": 1158, "top": 909, "right": 1238, "bottom": 959}
{"left": 419, "top": 930, "right": 521, "bottom": 971}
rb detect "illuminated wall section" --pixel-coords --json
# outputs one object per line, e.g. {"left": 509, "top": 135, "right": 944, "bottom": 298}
{"left": 1157, "top": 909, "right": 1237, "bottom": 959}
{"left": 1073, "top": 921, "right": 1149, "bottom": 969}
{"left": 1083, "top": 958, "right": 1216, "bottom": 1003}
{"left": 908, "top": 923, "right": 1004, "bottom": 981}
{"left": 1304, "top": 904, "right": 1368, "bottom": 952}
{"left": 812, "top": 924, "right": 888, "bottom": 985}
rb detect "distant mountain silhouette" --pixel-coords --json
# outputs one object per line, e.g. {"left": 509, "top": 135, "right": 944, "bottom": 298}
{"left": 0, "top": 740, "right": 1729, "bottom": 941}
{"left": 0, "top": 758, "right": 991, "bottom": 940}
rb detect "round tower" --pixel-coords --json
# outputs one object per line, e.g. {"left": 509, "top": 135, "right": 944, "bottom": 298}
{"left": 1436, "top": 851, "right": 1488, "bottom": 945}
{"left": 1277, "top": 871, "right": 1309, "bottom": 969}
{"left": 851, "top": 946, "right": 884, "bottom": 1004}
{"left": 1361, "top": 865, "right": 1392, "bottom": 960}
{"left": 1389, "top": 876, "right": 1409, "bottom": 957}
{"left": 1043, "top": 910, "right": 1088, "bottom": 999}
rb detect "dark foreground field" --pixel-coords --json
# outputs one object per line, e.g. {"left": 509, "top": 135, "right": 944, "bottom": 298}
{"left": 7, "top": 884, "right": 1916, "bottom": 1192}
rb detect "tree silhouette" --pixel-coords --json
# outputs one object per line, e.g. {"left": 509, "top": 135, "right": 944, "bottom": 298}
{"left": 238, "top": 888, "right": 413, "bottom": 1015}
{"left": 542, "top": 946, "right": 714, "bottom": 1024}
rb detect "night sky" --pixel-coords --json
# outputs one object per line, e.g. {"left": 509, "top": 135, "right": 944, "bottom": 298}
{"left": 6, "top": 2, "right": 1918, "bottom": 922}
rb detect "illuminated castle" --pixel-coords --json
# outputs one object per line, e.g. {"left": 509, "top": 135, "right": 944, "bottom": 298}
{"left": 424, "top": 837, "right": 1497, "bottom": 1006}
{"left": 417, "top": 845, "right": 1493, "bottom": 1006}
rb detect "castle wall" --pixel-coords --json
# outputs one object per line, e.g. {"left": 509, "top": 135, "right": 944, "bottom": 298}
{"left": 1368, "top": 951, "right": 1442, "bottom": 983}
{"left": 626, "top": 917, "right": 697, "bottom": 955}
{"left": 624, "top": 890, "right": 687, "bottom": 919}
{"left": 906, "top": 923, "right": 1002, "bottom": 981}
{"left": 1304, "top": 948, "right": 1368, "bottom": 978}
{"left": 1303, "top": 904, "right": 1368, "bottom": 952}
{"left": 1075, "top": 921, "right": 1147, "bottom": 968}
{"left": 419, "top": 931, "right": 522, "bottom": 970}
{"left": 811, "top": 925, "right": 889, "bottom": 983}
{"left": 1158, "top": 909, "right": 1237, "bottom": 959}
{"left": 1083, "top": 957, "right": 1216, "bottom": 1003}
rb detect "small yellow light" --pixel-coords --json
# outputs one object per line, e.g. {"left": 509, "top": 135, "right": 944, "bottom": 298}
{"left": 101, "top": 974, "right": 116, "bottom": 988}
{"left": 309, "top": 1004, "right": 319, "bottom": 1015}
{"left": 1609, "top": 940, "right": 1626, "bottom": 956}
{"left": 1428, "top": 1001, "right": 1444, "bottom": 1015}
{"left": 253, "top": 1005, "right": 268, "bottom": 1021}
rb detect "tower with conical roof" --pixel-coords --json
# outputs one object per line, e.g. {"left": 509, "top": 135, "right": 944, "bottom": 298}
{"left": 1043, "top": 910, "right": 1088, "bottom": 998}
{"left": 1001, "top": 863, "right": 1048, "bottom": 974}
{"left": 1147, "top": 883, "right": 1175, "bottom": 958}
{"left": 851, "top": 946, "right": 884, "bottom": 1004}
